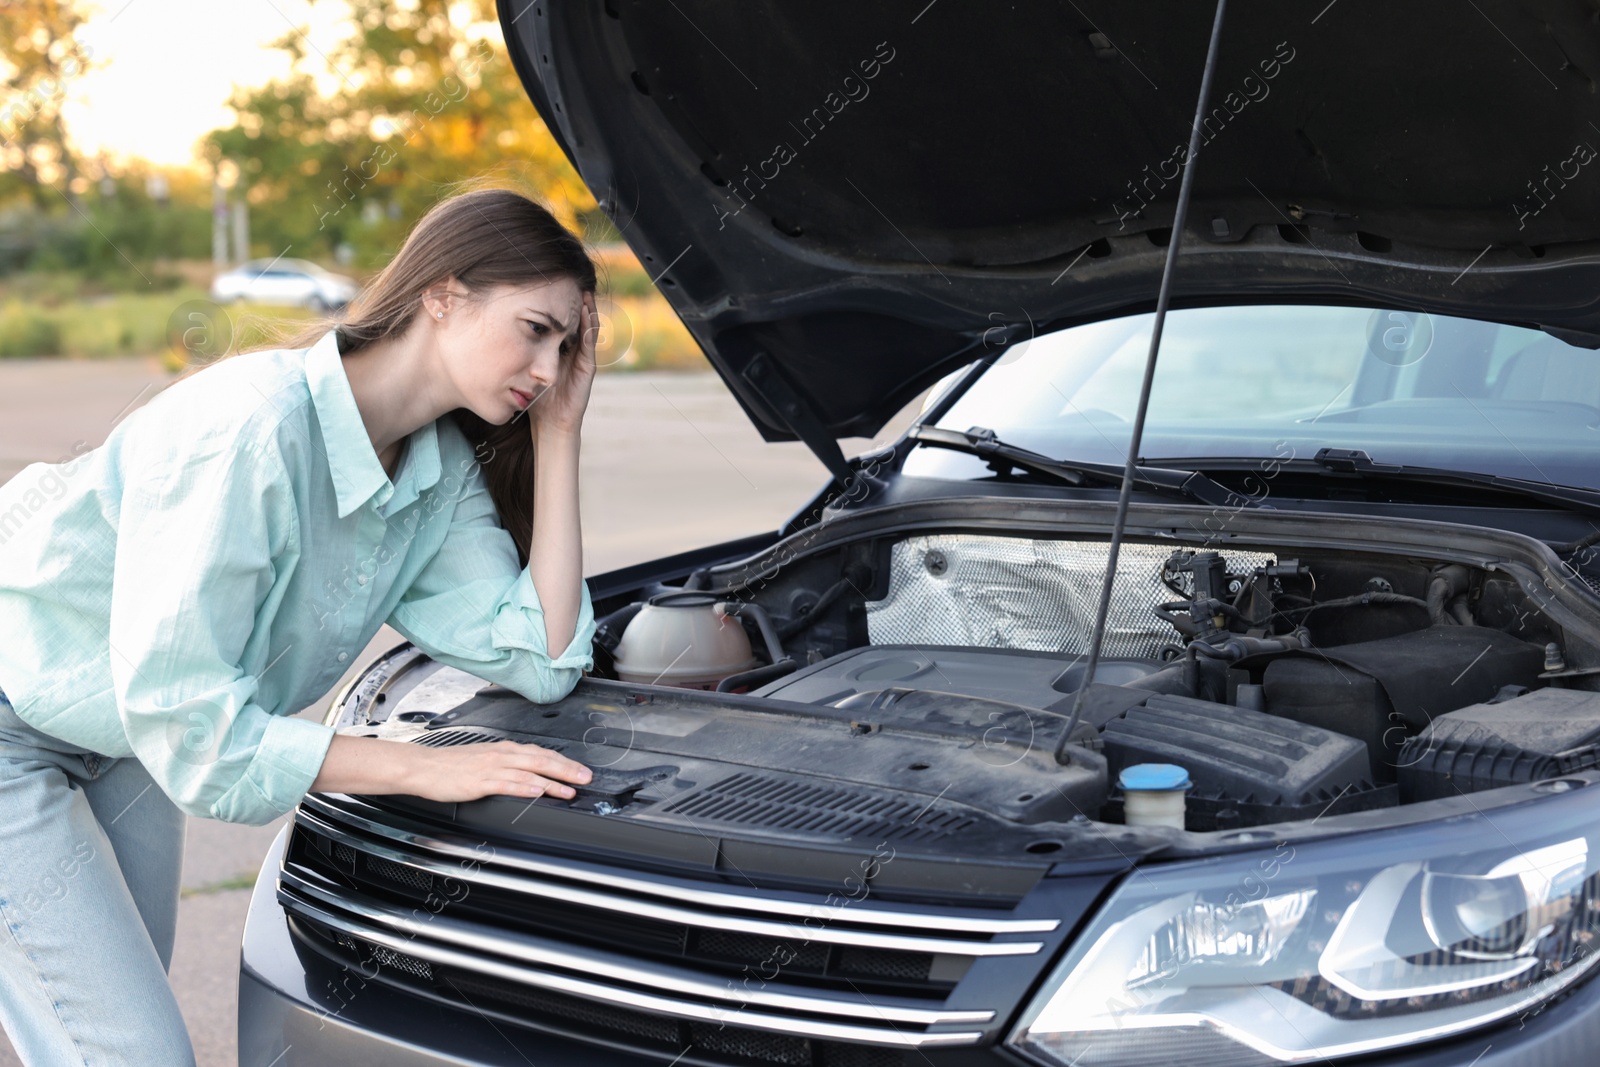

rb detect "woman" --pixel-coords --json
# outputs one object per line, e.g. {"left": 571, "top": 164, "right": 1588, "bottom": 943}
{"left": 0, "top": 185, "right": 600, "bottom": 1064}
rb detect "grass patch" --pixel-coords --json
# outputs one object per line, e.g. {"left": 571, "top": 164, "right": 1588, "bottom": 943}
{"left": 0, "top": 249, "right": 709, "bottom": 372}
{"left": 0, "top": 285, "right": 212, "bottom": 360}
{"left": 0, "top": 301, "right": 63, "bottom": 357}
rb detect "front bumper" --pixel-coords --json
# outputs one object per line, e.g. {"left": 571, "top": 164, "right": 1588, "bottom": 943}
{"left": 239, "top": 819, "right": 1600, "bottom": 1067}
{"left": 238, "top": 824, "right": 661, "bottom": 1067}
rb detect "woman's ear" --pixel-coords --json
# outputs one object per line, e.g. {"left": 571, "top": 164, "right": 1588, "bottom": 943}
{"left": 421, "top": 275, "right": 460, "bottom": 320}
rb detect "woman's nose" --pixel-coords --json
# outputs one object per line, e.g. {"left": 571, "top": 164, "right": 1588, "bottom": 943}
{"left": 530, "top": 348, "right": 561, "bottom": 387}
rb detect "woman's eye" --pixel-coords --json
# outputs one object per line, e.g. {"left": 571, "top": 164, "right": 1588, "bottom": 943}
{"left": 526, "top": 320, "right": 549, "bottom": 336}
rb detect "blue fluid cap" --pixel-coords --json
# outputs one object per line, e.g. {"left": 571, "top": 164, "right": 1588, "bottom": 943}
{"left": 1119, "top": 763, "right": 1191, "bottom": 791}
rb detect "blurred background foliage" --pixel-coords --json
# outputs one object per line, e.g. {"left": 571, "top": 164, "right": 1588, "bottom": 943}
{"left": 0, "top": 0, "right": 702, "bottom": 368}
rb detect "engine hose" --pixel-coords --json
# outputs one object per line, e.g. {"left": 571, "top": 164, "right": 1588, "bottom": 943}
{"left": 1284, "top": 591, "right": 1431, "bottom": 618}
{"left": 593, "top": 601, "right": 644, "bottom": 653}
{"left": 1427, "top": 565, "right": 1472, "bottom": 625}
{"left": 1189, "top": 627, "right": 1311, "bottom": 661}
{"left": 714, "top": 601, "right": 787, "bottom": 665}
{"left": 1154, "top": 602, "right": 1201, "bottom": 638}
{"left": 1556, "top": 528, "right": 1600, "bottom": 557}
{"left": 1427, "top": 576, "right": 1450, "bottom": 623}
{"left": 715, "top": 658, "right": 799, "bottom": 693}
{"left": 1177, "top": 627, "right": 1311, "bottom": 697}
{"left": 1158, "top": 598, "right": 1271, "bottom": 637}
{"left": 672, "top": 564, "right": 786, "bottom": 601}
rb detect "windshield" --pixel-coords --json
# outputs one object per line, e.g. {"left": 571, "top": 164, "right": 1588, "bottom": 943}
{"left": 910, "top": 304, "right": 1600, "bottom": 491}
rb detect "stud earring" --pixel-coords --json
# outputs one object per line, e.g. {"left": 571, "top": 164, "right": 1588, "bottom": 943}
{"left": 436, "top": 311, "right": 444, "bottom": 318}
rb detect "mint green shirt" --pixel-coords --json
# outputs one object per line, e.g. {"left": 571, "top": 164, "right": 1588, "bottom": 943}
{"left": 0, "top": 328, "right": 595, "bottom": 826}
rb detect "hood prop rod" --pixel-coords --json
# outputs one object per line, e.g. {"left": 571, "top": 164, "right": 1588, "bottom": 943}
{"left": 742, "top": 351, "right": 856, "bottom": 487}
{"left": 1056, "top": 0, "right": 1230, "bottom": 766}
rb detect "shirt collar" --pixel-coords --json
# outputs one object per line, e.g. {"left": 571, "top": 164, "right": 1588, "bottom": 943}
{"left": 305, "top": 329, "right": 442, "bottom": 519}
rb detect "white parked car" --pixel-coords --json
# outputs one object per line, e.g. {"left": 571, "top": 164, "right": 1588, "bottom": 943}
{"left": 209, "top": 258, "right": 359, "bottom": 312}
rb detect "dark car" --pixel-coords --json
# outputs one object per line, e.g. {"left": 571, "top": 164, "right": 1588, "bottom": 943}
{"left": 238, "top": 3, "right": 1600, "bottom": 1065}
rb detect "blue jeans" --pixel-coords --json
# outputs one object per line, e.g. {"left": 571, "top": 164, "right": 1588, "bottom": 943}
{"left": 0, "top": 684, "right": 195, "bottom": 1066}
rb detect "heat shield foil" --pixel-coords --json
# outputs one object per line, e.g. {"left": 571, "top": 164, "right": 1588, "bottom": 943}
{"left": 865, "top": 535, "right": 1275, "bottom": 660}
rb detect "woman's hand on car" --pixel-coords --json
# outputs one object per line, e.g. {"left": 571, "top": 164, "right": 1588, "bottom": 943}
{"left": 406, "top": 739, "right": 594, "bottom": 803}
{"left": 313, "top": 734, "right": 594, "bottom": 803}
{"left": 531, "top": 290, "right": 599, "bottom": 437}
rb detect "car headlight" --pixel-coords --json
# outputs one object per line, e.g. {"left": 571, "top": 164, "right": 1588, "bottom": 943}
{"left": 1010, "top": 783, "right": 1600, "bottom": 1065}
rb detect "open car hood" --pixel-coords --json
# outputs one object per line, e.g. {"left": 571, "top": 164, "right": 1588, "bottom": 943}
{"left": 499, "top": 0, "right": 1600, "bottom": 451}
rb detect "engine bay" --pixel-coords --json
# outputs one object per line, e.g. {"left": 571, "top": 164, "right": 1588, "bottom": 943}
{"left": 337, "top": 515, "right": 1600, "bottom": 877}
{"left": 592, "top": 529, "right": 1600, "bottom": 829}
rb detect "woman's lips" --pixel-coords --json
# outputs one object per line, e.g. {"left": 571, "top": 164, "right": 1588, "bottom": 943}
{"left": 511, "top": 388, "right": 533, "bottom": 410}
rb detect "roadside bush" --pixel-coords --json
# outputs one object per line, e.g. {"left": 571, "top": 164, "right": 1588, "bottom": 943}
{"left": 0, "top": 301, "right": 63, "bottom": 357}
{"left": 62, "top": 289, "right": 209, "bottom": 358}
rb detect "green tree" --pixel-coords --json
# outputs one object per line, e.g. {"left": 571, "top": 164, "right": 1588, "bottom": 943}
{"left": 0, "top": 0, "right": 96, "bottom": 210}
{"left": 202, "top": 0, "right": 595, "bottom": 268}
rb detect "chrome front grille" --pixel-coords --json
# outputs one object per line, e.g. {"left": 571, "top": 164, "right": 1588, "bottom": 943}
{"left": 331, "top": 930, "right": 434, "bottom": 980}
{"left": 279, "top": 793, "right": 1058, "bottom": 1058}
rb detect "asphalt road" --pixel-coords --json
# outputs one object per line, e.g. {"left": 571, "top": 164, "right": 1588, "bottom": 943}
{"left": 0, "top": 353, "right": 926, "bottom": 1066}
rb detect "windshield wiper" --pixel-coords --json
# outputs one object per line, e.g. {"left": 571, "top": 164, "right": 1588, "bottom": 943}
{"left": 1150, "top": 447, "right": 1600, "bottom": 522}
{"left": 1298, "top": 448, "right": 1600, "bottom": 518}
{"left": 905, "top": 424, "right": 1245, "bottom": 507}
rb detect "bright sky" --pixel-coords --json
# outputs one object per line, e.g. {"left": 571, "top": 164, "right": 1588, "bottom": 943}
{"left": 61, "top": 0, "right": 354, "bottom": 168}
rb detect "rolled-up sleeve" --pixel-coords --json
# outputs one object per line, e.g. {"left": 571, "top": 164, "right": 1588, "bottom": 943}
{"left": 107, "top": 434, "right": 335, "bottom": 826}
{"left": 386, "top": 463, "right": 595, "bottom": 704}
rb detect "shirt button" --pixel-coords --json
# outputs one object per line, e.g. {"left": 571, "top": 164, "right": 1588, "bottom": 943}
{"left": 337, "top": 652, "right": 349, "bottom": 662}
{"left": 357, "top": 574, "right": 367, "bottom": 586}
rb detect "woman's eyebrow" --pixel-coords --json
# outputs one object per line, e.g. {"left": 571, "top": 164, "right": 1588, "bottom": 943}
{"left": 525, "top": 307, "right": 571, "bottom": 333}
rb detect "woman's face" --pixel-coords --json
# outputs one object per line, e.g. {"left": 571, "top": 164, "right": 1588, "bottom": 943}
{"left": 434, "top": 276, "right": 584, "bottom": 425}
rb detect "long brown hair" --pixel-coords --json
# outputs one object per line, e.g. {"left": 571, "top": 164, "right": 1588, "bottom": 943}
{"left": 172, "top": 180, "right": 598, "bottom": 567}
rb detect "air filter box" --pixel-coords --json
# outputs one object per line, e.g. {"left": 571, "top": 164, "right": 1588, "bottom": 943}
{"left": 1258, "top": 625, "right": 1548, "bottom": 783}
{"left": 1398, "top": 687, "right": 1600, "bottom": 801}
{"left": 1100, "top": 694, "right": 1392, "bottom": 830}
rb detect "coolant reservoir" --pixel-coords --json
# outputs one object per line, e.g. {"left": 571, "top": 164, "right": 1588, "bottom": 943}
{"left": 612, "top": 592, "right": 759, "bottom": 689}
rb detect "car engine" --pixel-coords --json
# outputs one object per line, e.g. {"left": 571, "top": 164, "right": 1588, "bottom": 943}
{"left": 589, "top": 531, "right": 1598, "bottom": 828}
{"left": 342, "top": 524, "right": 1600, "bottom": 864}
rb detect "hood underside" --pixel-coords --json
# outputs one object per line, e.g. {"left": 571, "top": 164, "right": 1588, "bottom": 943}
{"left": 500, "top": 0, "right": 1600, "bottom": 442}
